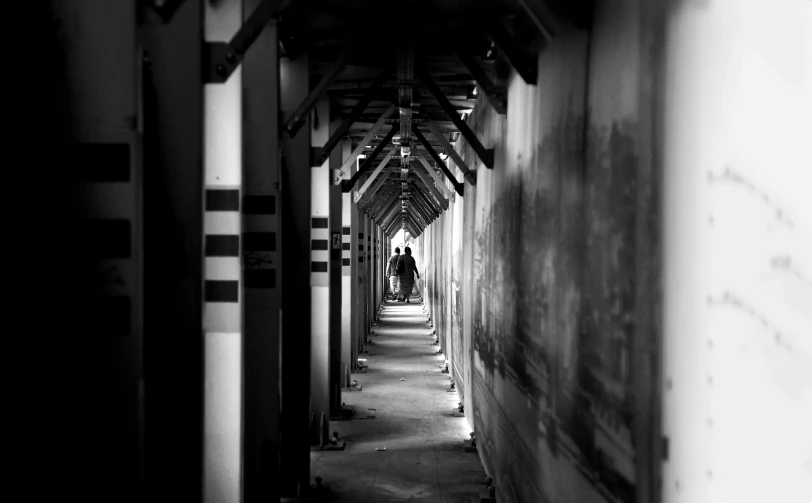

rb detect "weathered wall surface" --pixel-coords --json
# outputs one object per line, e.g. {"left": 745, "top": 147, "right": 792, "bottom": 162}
{"left": 418, "top": 1, "right": 661, "bottom": 502}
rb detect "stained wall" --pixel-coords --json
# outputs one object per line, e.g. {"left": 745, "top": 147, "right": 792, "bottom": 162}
{"left": 416, "top": 1, "right": 662, "bottom": 501}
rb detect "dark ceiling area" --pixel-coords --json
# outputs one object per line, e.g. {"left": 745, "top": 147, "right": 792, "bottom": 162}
{"left": 213, "top": 0, "right": 594, "bottom": 237}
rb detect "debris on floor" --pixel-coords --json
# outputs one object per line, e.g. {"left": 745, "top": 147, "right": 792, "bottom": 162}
{"left": 479, "top": 481, "right": 497, "bottom": 502}
{"left": 343, "top": 379, "right": 363, "bottom": 392}
{"left": 330, "top": 403, "right": 356, "bottom": 420}
{"left": 464, "top": 432, "right": 478, "bottom": 452}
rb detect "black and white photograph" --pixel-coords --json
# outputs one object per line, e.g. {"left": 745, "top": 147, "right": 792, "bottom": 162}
{"left": 18, "top": 1, "right": 811, "bottom": 502}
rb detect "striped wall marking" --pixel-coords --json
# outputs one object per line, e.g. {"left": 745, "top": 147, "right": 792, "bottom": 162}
{"left": 205, "top": 280, "right": 239, "bottom": 302}
{"left": 242, "top": 195, "right": 275, "bottom": 215}
{"left": 342, "top": 226, "right": 351, "bottom": 276}
{"left": 70, "top": 135, "right": 139, "bottom": 340}
{"left": 204, "top": 186, "right": 241, "bottom": 333}
{"left": 202, "top": 303, "right": 239, "bottom": 338}
{"left": 242, "top": 193, "right": 277, "bottom": 290}
{"left": 311, "top": 215, "right": 329, "bottom": 286}
{"left": 205, "top": 211, "right": 241, "bottom": 235}
{"left": 206, "top": 188, "right": 240, "bottom": 211}
{"left": 243, "top": 232, "right": 275, "bottom": 252}
{"left": 205, "top": 235, "right": 240, "bottom": 256}
{"left": 205, "top": 257, "right": 241, "bottom": 281}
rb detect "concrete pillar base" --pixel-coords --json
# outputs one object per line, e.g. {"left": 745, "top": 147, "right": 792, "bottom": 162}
{"left": 310, "top": 441, "right": 346, "bottom": 452}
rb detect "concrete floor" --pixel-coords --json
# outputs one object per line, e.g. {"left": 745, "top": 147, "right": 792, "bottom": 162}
{"left": 310, "top": 295, "right": 487, "bottom": 502}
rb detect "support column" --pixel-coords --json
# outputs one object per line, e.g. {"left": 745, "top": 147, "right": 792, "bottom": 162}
{"left": 377, "top": 227, "right": 384, "bottom": 304}
{"left": 141, "top": 2, "right": 205, "bottom": 499}
{"left": 50, "top": 2, "right": 144, "bottom": 501}
{"left": 350, "top": 164, "right": 362, "bottom": 371}
{"left": 241, "top": 4, "right": 280, "bottom": 501}
{"left": 310, "top": 95, "right": 331, "bottom": 437}
{"left": 202, "top": 2, "right": 243, "bottom": 502}
{"left": 366, "top": 214, "right": 373, "bottom": 332}
{"left": 340, "top": 139, "right": 353, "bottom": 387}
{"left": 371, "top": 224, "right": 378, "bottom": 313}
{"left": 279, "top": 53, "right": 311, "bottom": 497}
{"left": 328, "top": 110, "right": 343, "bottom": 414}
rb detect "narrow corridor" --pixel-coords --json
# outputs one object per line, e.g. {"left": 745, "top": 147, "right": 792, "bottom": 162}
{"left": 308, "top": 294, "right": 486, "bottom": 502}
{"left": 43, "top": 2, "right": 812, "bottom": 502}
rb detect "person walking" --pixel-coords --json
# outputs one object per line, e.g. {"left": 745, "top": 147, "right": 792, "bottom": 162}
{"left": 397, "top": 246, "right": 419, "bottom": 303}
{"left": 386, "top": 247, "right": 401, "bottom": 300}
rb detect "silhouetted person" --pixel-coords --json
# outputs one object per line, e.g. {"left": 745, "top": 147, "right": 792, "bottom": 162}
{"left": 386, "top": 247, "right": 401, "bottom": 300}
{"left": 398, "top": 246, "right": 419, "bottom": 303}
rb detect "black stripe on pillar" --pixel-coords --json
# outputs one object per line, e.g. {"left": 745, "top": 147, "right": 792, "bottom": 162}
{"left": 358, "top": 233, "right": 364, "bottom": 239}
{"left": 89, "top": 295, "right": 131, "bottom": 336}
{"left": 342, "top": 227, "right": 351, "bottom": 235}
{"left": 205, "top": 235, "right": 239, "bottom": 256}
{"left": 311, "top": 239, "right": 328, "bottom": 250}
{"left": 358, "top": 245, "right": 364, "bottom": 251}
{"left": 342, "top": 259, "right": 350, "bottom": 266}
{"left": 311, "top": 261, "right": 328, "bottom": 272}
{"left": 66, "top": 143, "right": 130, "bottom": 182}
{"left": 245, "top": 269, "right": 276, "bottom": 289}
{"left": 311, "top": 217, "right": 329, "bottom": 229}
{"left": 242, "top": 195, "right": 275, "bottom": 215}
{"left": 206, "top": 189, "right": 240, "bottom": 211}
{"left": 358, "top": 257, "right": 364, "bottom": 263}
{"left": 205, "top": 280, "right": 239, "bottom": 302}
{"left": 77, "top": 219, "right": 131, "bottom": 258}
{"left": 243, "top": 232, "right": 276, "bottom": 252}
{"left": 342, "top": 243, "right": 351, "bottom": 250}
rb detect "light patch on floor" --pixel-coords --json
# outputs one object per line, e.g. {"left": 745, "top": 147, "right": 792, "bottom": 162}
{"left": 310, "top": 297, "right": 486, "bottom": 502}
